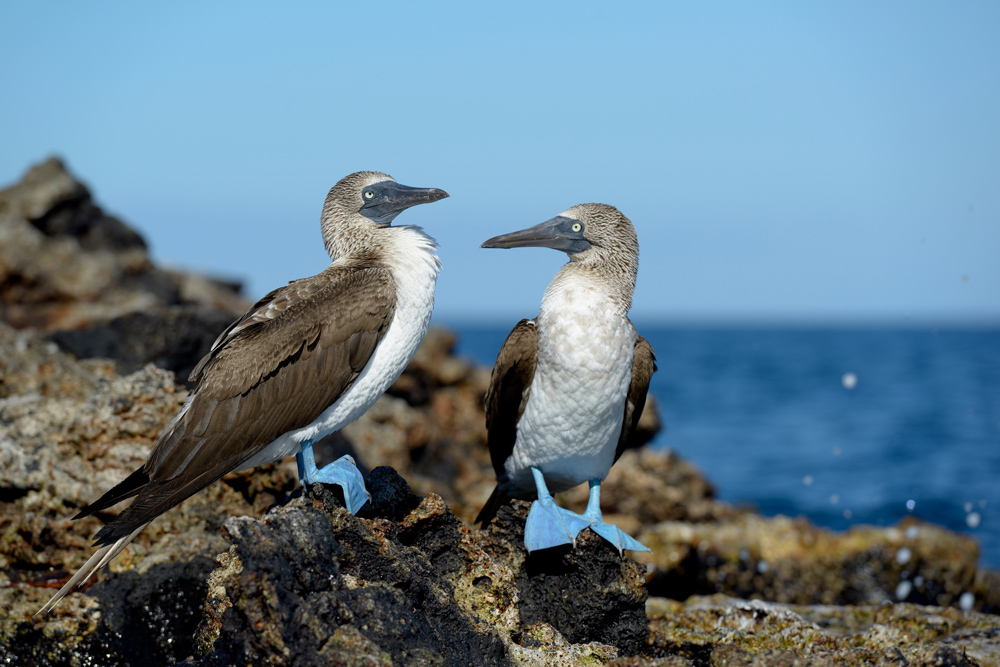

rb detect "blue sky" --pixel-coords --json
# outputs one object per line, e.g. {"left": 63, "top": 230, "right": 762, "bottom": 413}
{"left": 2, "top": 2, "right": 998, "bottom": 324}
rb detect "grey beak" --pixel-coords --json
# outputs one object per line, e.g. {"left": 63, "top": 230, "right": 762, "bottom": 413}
{"left": 360, "top": 181, "right": 449, "bottom": 225}
{"left": 481, "top": 215, "right": 592, "bottom": 254}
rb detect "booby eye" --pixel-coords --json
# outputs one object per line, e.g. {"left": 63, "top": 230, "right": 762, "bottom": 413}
{"left": 571, "top": 222, "right": 582, "bottom": 233}
{"left": 364, "top": 190, "right": 375, "bottom": 200}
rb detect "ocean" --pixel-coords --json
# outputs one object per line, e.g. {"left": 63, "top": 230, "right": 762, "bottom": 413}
{"left": 450, "top": 324, "right": 1000, "bottom": 570}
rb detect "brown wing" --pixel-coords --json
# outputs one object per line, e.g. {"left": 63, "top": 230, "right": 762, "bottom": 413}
{"left": 475, "top": 319, "right": 537, "bottom": 526}
{"left": 87, "top": 262, "right": 396, "bottom": 546}
{"left": 613, "top": 334, "right": 657, "bottom": 463}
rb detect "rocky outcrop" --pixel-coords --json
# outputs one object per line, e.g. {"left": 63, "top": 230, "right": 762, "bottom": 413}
{"left": 0, "top": 157, "right": 247, "bottom": 385}
{"left": 187, "top": 481, "right": 647, "bottom": 667}
{"left": 639, "top": 514, "right": 999, "bottom": 612}
{"left": 4, "top": 314, "right": 998, "bottom": 665}
{"left": 0, "top": 320, "right": 651, "bottom": 666}
{"left": 1, "top": 158, "right": 999, "bottom": 665}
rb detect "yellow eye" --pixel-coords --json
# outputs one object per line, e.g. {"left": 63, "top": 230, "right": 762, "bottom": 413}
{"left": 364, "top": 190, "right": 375, "bottom": 199}
{"left": 571, "top": 222, "right": 582, "bottom": 233}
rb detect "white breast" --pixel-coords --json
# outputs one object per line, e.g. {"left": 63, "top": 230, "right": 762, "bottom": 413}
{"left": 505, "top": 274, "right": 636, "bottom": 495}
{"left": 238, "top": 226, "right": 440, "bottom": 470}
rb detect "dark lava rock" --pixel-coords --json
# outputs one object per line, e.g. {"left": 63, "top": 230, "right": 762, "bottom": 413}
{"left": 193, "top": 483, "right": 513, "bottom": 667}
{"left": 479, "top": 501, "right": 650, "bottom": 657}
{"left": 0, "top": 557, "right": 217, "bottom": 667}
{"left": 0, "top": 156, "right": 146, "bottom": 253}
{"left": 517, "top": 534, "right": 649, "bottom": 656}
{"left": 92, "top": 557, "right": 218, "bottom": 666}
{"left": 0, "top": 156, "right": 247, "bottom": 332}
{"left": 355, "top": 465, "right": 421, "bottom": 522}
{"left": 640, "top": 514, "right": 1000, "bottom": 613}
{"left": 49, "top": 305, "right": 240, "bottom": 386}
{"left": 189, "top": 470, "right": 651, "bottom": 666}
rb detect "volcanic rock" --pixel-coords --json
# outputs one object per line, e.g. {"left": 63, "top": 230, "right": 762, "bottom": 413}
{"left": 2, "top": 156, "right": 999, "bottom": 666}
{"left": 0, "top": 157, "right": 248, "bottom": 381}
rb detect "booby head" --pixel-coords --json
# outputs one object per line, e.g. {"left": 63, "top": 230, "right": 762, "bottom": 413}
{"left": 481, "top": 202, "right": 639, "bottom": 283}
{"left": 321, "top": 171, "right": 449, "bottom": 258}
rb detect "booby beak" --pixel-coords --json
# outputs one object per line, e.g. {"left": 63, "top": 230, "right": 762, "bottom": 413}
{"left": 481, "top": 215, "right": 592, "bottom": 254}
{"left": 360, "top": 181, "right": 449, "bottom": 226}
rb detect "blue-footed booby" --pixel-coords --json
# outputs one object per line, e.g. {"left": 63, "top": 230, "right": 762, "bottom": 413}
{"left": 475, "top": 203, "right": 656, "bottom": 554}
{"left": 38, "top": 171, "right": 447, "bottom": 614}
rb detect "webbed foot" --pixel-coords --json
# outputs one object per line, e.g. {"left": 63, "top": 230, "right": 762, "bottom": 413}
{"left": 582, "top": 478, "right": 651, "bottom": 555}
{"left": 586, "top": 519, "right": 651, "bottom": 555}
{"left": 523, "top": 466, "right": 590, "bottom": 552}
{"left": 524, "top": 495, "right": 592, "bottom": 552}
{"left": 296, "top": 442, "right": 370, "bottom": 514}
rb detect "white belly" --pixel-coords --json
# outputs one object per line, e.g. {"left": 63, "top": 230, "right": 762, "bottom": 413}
{"left": 505, "top": 288, "right": 636, "bottom": 495}
{"left": 239, "top": 227, "right": 439, "bottom": 470}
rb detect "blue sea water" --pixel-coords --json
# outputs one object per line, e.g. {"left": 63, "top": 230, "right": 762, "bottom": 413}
{"left": 450, "top": 324, "right": 1000, "bottom": 570}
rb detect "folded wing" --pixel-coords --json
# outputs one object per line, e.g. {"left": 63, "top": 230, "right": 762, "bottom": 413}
{"left": 476, "top": 319, "right": 538, "bottom": 527}
{"left": 82, "top": 262, "right": 396, "bottom": 546}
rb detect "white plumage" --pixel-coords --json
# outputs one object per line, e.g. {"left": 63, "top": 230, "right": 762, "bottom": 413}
{"left": 507, "top": 269, "right": 636, "bottom": 493}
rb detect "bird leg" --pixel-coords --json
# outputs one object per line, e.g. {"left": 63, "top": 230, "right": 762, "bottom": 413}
{"left": 524, "top": 467, "right": 591, "bottom": 552}
{"left": 296, "top": 440, "right": 371, "bottom": 514}
{"left": 581, "top": 478, "right": 651, "bottom": 555}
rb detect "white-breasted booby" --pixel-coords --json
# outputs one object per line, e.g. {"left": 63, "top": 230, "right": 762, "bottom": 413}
{"left": 38, "top": 171, "right": 448, "bottom": 614}
{"left": 475, "top": 203, "right": 656, "bottom": 554}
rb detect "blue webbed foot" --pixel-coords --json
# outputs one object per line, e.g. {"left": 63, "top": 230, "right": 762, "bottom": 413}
{"left": 296, "top": 441, "right": 371, "bottom": 514}
{"left": 582, "top": 478, "right": 651, "bottom": 555}
{"left": 586, "top": 520, "right": 651, "bottom": 555}
{"left": 525, "top": 496, "right": 593, "bottom": 552}
{"left": 523, "top": 467, "right": 590, "bottom": 552}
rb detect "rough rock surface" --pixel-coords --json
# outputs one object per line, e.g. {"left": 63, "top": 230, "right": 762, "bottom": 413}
{"left": 637, "top": 595, "right": 1000, "bottom": 667}
{"left": 639, "top": 514, "right": 999, "bottom": 613}
{"left": 1, "top": 157, "right": 999, "bottom": 665}
{"left": 186, "top": 480, "right": 646, "bottom": 666}
{"left": 48, "top": 305, "right": 243, "bottom": 387}
{"left": 0, "top": 157, "right": 248, "bottom": 382}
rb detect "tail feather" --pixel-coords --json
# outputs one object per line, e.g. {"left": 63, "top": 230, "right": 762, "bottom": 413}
{"left": 35, "top": 522, "right": 149, "bottom": 615}
{"left": 475, "top": 486, "right": 512, "bottom": 528}
{"left": 72, "top": 467, "right": 149, "bottom": 520}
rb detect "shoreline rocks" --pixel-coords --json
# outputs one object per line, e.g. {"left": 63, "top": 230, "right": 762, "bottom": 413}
{"left": 1, "top": 157, "right": 998, "bottom": 665}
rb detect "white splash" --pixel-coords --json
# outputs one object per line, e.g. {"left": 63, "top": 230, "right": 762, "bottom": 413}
{"left": 896, "top": 580, "right": 912, "bottom": 600}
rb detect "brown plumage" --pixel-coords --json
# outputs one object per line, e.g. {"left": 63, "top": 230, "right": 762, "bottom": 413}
{"left": 38, "top": 171, "right": 447, "bottom": 614}
{"left": 84, "top": 262, "right": 396, "bottom": 546}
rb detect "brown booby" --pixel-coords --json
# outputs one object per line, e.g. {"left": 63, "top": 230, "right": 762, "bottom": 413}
{"left": 475, "top": 203, "right": 656, "bottom": 553}
{"left": 38, "top": 171, "right": 448, "bottom": 614}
